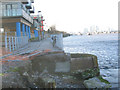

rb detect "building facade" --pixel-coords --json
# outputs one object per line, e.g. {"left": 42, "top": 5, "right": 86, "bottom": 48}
{"left": 0, "top": 0, "right": 44, "bottom": 39}
{"left": 31, "top": 15, "right": 45, "bottom": 39}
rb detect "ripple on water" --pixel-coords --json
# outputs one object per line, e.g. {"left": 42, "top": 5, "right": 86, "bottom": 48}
{"left": 63, "top": 34, "right": 118, "bottom": 87}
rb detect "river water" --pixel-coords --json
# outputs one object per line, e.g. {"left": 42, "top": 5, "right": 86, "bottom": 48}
{"left": 63, "top": 33, "right": 119, "bottom": 88}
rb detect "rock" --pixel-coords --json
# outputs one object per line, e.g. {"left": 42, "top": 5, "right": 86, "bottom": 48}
{"left": 73, "top": 68, "right": 100, "bottom": 80}
{"left": 43, "top": 78, "right": 56, "bottom": 88}
{"left": 23, "top": 72, "right": 29, "bottom": 76}
{"left": 83, "top": 77, "right": 111, "bottom": 88}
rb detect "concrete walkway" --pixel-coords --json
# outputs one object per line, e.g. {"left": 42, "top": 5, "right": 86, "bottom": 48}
{"left": 13, "top": 38, "right": 62, "bottom": 55}
{"left": 1, "top": 38, "right": 63, "bottom": 61}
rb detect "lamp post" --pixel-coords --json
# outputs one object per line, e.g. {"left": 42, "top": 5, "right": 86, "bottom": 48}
{"left": 38, "top": 11, "right": 41, "bottom": 40}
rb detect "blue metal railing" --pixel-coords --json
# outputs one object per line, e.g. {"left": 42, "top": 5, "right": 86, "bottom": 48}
{"left": 0, "top": 34, "right": 29, "bottom": 52}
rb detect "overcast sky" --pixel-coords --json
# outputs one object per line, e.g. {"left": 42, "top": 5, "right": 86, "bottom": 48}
{"left": 33, "top": 0, "right": 119, "bottom": 33}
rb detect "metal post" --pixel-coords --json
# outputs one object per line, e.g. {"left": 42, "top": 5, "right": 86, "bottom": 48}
{"left": 9, "top": 37, "right": 11, "bottom": 52}
{"left": 34, "top": 30, "right": 36, "bottom": 37}
{"left": 38, "top": 30, "right": 40, "bottom": 41}
{"left": 5, "top": 32, "right": 7, "bottom": 51}
{"left": 21, "top": 36, "right": 23, "bottom": 46}
{"left": 12, "top": 37, "right": 14, "bottom": 51}
{"left": 22, "top": 37, "right": 24, "bottom": 46}
{"left": 17, "top": 37, "right": 19, "bottom": 49}
{"left": 37, "top": 30, "right": 38, "bottom": 37}
{"left": 15, "top": 37, "right": 17, "bottom": 49}
{"left": 23, "top": 36, "right": 25, "bottom": 45}
{"left": 24, "top": 36, "right": 25, "bottom": 45}
{"left": 19, "top": 37, "right": 21, "bottom": 48}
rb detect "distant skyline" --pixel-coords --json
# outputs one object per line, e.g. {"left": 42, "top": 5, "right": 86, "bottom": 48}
{"left": 33, "top": 0, "right": 119, "bottom": 33}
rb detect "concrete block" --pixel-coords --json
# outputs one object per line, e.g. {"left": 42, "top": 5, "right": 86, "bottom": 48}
{"left": 31, "top": 52, "right": 69, "bottom": 73}
{"left": 55, "top": 61, "right": 70, "bottom": 72}
{"left": 70, "top": 53, "right": 98, "bottom": 72}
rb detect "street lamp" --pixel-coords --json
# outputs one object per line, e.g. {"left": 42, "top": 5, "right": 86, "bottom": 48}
{"left": 38, "top": 11, "right": 41, "bottom": 40}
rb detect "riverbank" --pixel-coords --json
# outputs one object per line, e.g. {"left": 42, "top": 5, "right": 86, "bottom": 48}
{"left": 1, "top": 37, "right": 112, "bottom": 88}
{"left": 1, "top": 37, "right": 86, "bottom": 88}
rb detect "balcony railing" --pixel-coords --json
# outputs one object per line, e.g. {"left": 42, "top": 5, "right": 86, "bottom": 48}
{"left": 1, "top": 9, "right": 33, "bottom": 24}
{"left": 1, "top": 9, "right": 22, "bottom": 17}
{"left": 22, "top": 9, "right": 33, "bottom": 23}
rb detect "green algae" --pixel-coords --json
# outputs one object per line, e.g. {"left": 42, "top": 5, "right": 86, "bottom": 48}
{"left": 71, "top": 53, "right": 97, "bottom": 58}
{"left": 8, "top": 67, "right": 20, "bottom": 72}
{"left": 0, "top": 73, "right": 4, "bottom": 76}
{"left": 72, "top": 68, "right": 100, "bottom": 80}
{"left": 97, "top": 76, "right": 110, "bottom": 84}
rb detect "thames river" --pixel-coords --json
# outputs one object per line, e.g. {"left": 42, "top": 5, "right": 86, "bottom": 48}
{"left": 63, "top": 33, "right": 119, "bottom": 88}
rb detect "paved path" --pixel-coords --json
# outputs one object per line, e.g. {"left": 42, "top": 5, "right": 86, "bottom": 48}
{"left": 1, "top": 38, "right": 63, "bottom": 61}
{"left": 13, "top": 38, "right": 62, "bottom": 55}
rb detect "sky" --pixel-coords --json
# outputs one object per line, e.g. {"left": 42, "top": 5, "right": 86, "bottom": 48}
{"left": 33, "top": 0, "right": 119, "bottom": 33}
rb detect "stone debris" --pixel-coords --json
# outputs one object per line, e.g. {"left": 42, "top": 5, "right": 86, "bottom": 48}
{"left": 83, "top": 77, "right": 111, "bottom": 88}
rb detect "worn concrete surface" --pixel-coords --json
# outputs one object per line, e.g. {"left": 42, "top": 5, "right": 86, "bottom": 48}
{"left": 70, "top": 54, "right": 98, "bottom": 72}
{"left": 55, "top": 61, "right": 70, "bottom": 72}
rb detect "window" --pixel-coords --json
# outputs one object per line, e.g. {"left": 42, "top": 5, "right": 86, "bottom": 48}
{"left": 6, "top": 4, "right": 12, "bottom": 16}
{"left": 1, "top": 5, "right": 6, "bottom": 9}
{"left": 12, "top": 4, "right": 17, "bottom": 9}
{"left": 12, "top": 9, "right": 16, "bottom": 16}
{"left": 17, "top": 9, "right": 22, "bottom": 16}
{"left": 1, "top": 5, "right": 6, "bottom": 16}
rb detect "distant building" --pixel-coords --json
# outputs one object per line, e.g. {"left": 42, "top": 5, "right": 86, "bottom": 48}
{"left": 31, "top": 15, "right": 45, "bottom": 39}
{"left": 84, "top": 28, "right": 88, "bottom": 34}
